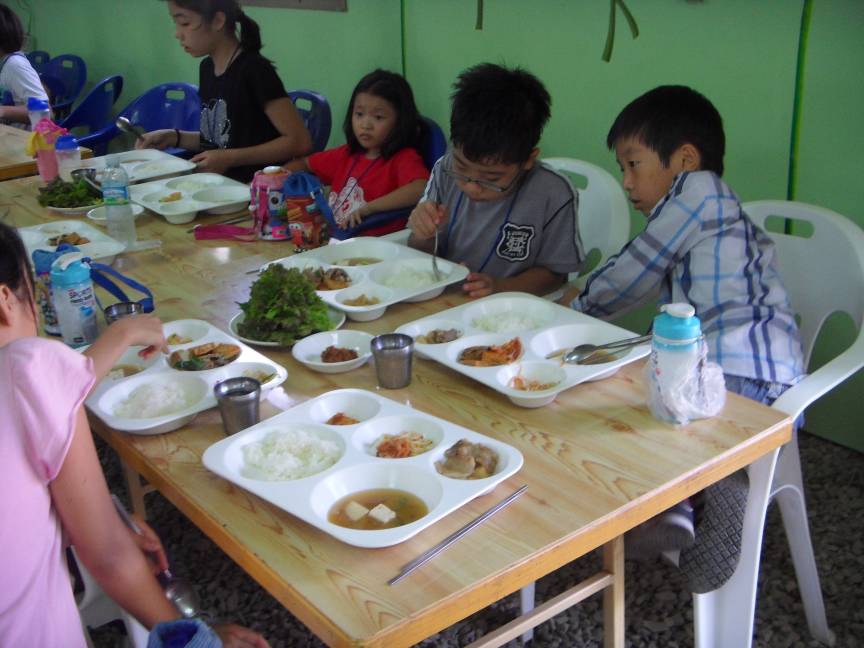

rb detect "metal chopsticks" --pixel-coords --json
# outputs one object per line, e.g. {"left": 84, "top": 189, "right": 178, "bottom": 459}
{"left": 387, "top": 484, "right": 528, "bottom": 586}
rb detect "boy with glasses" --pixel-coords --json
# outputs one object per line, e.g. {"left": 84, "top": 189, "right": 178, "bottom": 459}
{"left": 408, "top": 63, "right": 584, "bottom": 297}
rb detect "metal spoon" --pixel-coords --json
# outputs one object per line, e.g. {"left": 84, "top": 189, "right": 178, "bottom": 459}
{"left": 562, "top": 333, "right": 652, "bottom": 365}
{"left": 431, "top": 227, "right": 442, "bottom": 281}
{"left": 115, "top": 116, "right": 146, "bottom": 139}
{"left": 111, "top": 495, "right": 201, "bottom": 618}
{"left": 70, "top": 167, "right": 101, "bottom": 191}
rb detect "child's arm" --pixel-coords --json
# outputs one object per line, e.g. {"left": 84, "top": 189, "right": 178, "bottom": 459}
{"left": 0, "top": 105, "right": 28, "bottom": 123}
{"left": 82, "top": 315, "right": 168, "bottom": 383}
{"left": 463, "top": 267, "right": 565, "bottom": 299}
{"left": 407, "top": 201, "right": 448, "bottom": 253}
{"left": 345, "top": 179, "right": 427, "bottom": 228}
{"left": 281, "top": 157, "right": 310, "bottom": 173}
{"left": 191, "top": 97, "right": 312, "bottom": 175}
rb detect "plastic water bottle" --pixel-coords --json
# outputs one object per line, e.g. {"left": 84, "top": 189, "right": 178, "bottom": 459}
{"left": 55, "top": 134, "right": 82, "bottom": 181}
{"left": 32, "top": 245, "right": 81, "bottom": 336}
{"left": 647, "top": 303, "right": 703, "bottom": 423}
{"left": 50, "top": 252, "right": 98, "bottom": 347}
{"left": 102, "top": 156, "right": 136, "bottom": 248}
{"left": 27, "top": 96, "right": 50, "bottom": 129}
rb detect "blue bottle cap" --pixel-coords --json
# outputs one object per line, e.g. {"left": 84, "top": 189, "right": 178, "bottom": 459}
{"left": 654, "top": 303, "right": 702, "bottom": 341}
{"left": 32, "top": 245, "right": 80, "bottom": 273}
{"left": 55, "top": 134, "right": 79, "bottom": 150}
{"left": 50, "top": 252, "right": 92, "bottom": 287}
{"left": 27, "top": 97, "right": 50, "bottom": 111}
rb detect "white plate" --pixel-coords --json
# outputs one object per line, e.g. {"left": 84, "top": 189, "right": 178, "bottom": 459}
{"left": 291, "top": 330, "right": 373, "bottom": 373}
{"left": 202, "top": 389, "right": 524, "bottom": 548}
{"left": 265, "top": 237, "right": 469, "bottom": 322}
{"left": 80, "top": 149, "right": 196, "bottom": 184}
{"left": 86, "top": 203, "right": 145, "bottom": 224}
{"left": 228, "top": 308, "right": 346, "bottom": 347}
{"left": 85, "top": 319, "right": 288, "bottom": 435}
{"left": 129, "top": 173, "right": 249, "bottom": 224}
{"left": 17, "top": 220, "right": 126, "bottom": 263}
{"left": 47, "top": 202, "right": 103, "bottom": 215}
{"left": 395, "top": 292, "right": 650, "bottom": 408}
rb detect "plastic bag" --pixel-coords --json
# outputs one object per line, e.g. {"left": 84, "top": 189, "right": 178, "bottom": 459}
{"left": 645, "top": 339, "right": 726, "bottom": 425}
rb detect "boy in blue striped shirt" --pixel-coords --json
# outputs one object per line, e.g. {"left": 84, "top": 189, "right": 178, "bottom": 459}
{"left": 567, "top": 85, "right": 804, "bottom": 592}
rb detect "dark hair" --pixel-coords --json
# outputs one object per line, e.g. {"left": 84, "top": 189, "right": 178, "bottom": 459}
{"left": 168, "top": 0, "right": 262, "bottom": 52}
{"left": 606, "top": 85, "right": 726, "bottom": 176}
{"left": 343, "top": 69, "right": 424, "bottom": 159}
{"left": 0, "top": 4, "right": 25, "bottom": 53}
{"left": 0, "top": 222, "right": 34, "bottom": 312}
{"left": 449, "top": 63, "right": 551, "bottom": 165}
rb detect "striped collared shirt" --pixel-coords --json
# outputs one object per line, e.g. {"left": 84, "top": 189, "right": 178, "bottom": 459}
{"left": 572, "top": 171, "right": 804, "bottom": 385}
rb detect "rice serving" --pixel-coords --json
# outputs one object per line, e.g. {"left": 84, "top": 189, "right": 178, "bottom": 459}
{"left": 380, "top": 266, "right": 437, "bottom": 289}
{"left": 243, "top": 428, "right": 340, "bottom": 480}
{"left": 115, "top": 382, "right": 192, "bottom": 419}
{"left": 472, "top": 312, "right": 544, "bottom": 334}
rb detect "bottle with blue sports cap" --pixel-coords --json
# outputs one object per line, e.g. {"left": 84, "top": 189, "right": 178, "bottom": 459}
{"left": 50, "top": 251, "right": 98, "bottom": 347}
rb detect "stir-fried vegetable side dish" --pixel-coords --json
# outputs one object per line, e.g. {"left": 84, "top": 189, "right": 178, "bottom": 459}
{"left": 37, "top": 178, "right": 102, "bottom": 208}
{"left": 238, "top": 266, "right": 332, "bottom": 345}
{"left": 169, "top": 342, "right": 241, "bottom": 371}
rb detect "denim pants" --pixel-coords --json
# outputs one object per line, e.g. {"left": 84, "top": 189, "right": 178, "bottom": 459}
{"left": 724, "top": 374, "right": 803, "bottom": 431}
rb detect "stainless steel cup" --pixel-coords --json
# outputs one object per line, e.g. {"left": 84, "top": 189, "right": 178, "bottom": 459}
{"left": 104, "top": 301, "right": 144, "bottom": 324}
{"left": 214, "top": 377, "right": 261, "bottom": 435}
{"left": 371, "top": 333, "right": 414, "bottom": 389}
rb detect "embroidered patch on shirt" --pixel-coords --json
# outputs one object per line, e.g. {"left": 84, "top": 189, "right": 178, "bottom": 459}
{"left": 496, "top": 223, "right": 535, "bottom": 262}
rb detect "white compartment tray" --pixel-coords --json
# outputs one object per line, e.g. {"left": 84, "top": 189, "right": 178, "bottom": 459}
{"left": 18, "top": 220, "right": 125, "bottom": 263}
{"left": 130, "top": 173, "right": 249, "bottom": 224}
{"left": 202, "top": 389, "right": 524, "bottom": 548}
{"left": 395, "top": 292, "right": 650, "bottom": 408}
{"left": 263, "top": 237, "right": 469, "bottom": 322}
{"left": 85, "top": 319, "right": 287, "bottom": 435}
{"left": 80, "top": 149, "right": 196, "bottom": 184}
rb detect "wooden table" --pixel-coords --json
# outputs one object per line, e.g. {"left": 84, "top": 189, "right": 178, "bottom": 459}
{"left": 0, "top": 122, "right": 92, "bottom": 180}
{"left": 4, "top": 174, "right": 792, "bottom": 647}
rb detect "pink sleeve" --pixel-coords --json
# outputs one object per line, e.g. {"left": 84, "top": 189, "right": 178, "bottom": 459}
{"left": 391, "top": 148, "right": 430, "bottom": 187}
{"left": 307, "top": 145, "right": 348, "bottom": 186}
{"left": 9, "top": 338, "right": 95, "bottom": 483}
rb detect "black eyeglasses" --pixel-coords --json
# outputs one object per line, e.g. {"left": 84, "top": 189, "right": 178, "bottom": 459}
{"left": 441, "top": 161, "right": 523, "bottom": 193}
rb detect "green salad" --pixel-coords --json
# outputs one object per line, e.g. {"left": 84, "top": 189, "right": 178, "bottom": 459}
{"left": 238, "top": 265, "right": 332, "bottom": 345}
{"left": 37, "top": 178, "right": 102, "bottom": 208}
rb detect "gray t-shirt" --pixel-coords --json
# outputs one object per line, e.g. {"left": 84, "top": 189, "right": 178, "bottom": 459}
{"left": 421, "top": 154, "right": 584, "bottom": 278}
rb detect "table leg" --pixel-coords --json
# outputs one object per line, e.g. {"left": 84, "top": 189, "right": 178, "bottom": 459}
{"left": 603, "top": 535, "right": 625, "bottom": 648}
{"left": 121, "top": 459, "right": 151, "bottom": 519}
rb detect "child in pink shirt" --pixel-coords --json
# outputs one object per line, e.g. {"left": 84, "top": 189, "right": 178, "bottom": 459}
{"left": 0, "top": 223, "right": 268, "bottom": 647}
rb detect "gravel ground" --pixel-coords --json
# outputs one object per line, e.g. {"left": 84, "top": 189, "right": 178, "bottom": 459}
{"left": 91, "top": 430, "right": 863, "bottom": 648}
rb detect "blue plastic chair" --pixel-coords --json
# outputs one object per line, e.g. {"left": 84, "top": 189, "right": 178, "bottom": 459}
{"left": 328, "top": 116, "right": 446, "bottom": 240}
{"left": 288, "top": 89, "right": 331, "bottom": 153}
{"left": 26, "top": 50, "right": 50, "bottom": 74}
{"left": 59, "top": 75, "right": 124, "bottom": 156}
{"left": 43, "top": 54, "right": 87, "bottom": 118}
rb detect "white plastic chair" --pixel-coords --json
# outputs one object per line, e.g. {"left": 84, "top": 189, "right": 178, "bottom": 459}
{"left": 542, "top": 157, "right": 632, "bottom": 286}
{"left": 692, "top": 201, "right": 864, "bottom": 647}
{"left": 72, "top": 547, "right": 150, "bottom": 648}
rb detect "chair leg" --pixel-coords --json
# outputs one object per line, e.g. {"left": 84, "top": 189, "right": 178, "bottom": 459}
{"left": 772, "top": 437, "right": 835, "bottom": 645}
{"left": 693, "top": 449, "right": 778, "bottom": 648}
{"left": 519, "top": 582, "right": 536, "bottom": 643}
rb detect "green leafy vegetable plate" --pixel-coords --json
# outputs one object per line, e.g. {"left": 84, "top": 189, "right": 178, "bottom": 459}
{"left": 229, "top": 309, "right": 345, "bottom": 347}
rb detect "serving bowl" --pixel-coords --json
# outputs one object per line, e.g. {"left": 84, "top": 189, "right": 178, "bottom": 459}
{"left": 291, "top": 330, "right": 373, "bottom": 373}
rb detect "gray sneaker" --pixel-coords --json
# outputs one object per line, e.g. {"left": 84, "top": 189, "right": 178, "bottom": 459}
{"left": 625, "top": 500, "right": 695, "bottom": 562}
{"left": 678, "top": 470, "right": 749, "bottom": 593}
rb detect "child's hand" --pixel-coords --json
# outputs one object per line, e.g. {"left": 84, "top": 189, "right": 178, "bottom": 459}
{"left": 342, "top": 205, "right": 368, "bottom": 229}
{"left": 128, "top": 513, "right": 169, "bottom": 575}
{"left": 135, "top": 129, "right": 174, "bottom": 150}
{"left": 109, "top": 314, "right": 168, "bottom": 357}
{"left": 463, "top": 271, "right": 497, "bottom": 298}
{"left": 408, "top": 201, "right": 447, "bottom": 240}
{"left": 191, "top": 149, "right": 236, "bottom": 175}
{"left": 213, "top": 624, "right": 271, "bottom": 648}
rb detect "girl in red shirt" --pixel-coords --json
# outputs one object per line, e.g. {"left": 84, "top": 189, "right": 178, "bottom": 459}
{"left": 285, "top": 69, "right": 430, "bottom": 235}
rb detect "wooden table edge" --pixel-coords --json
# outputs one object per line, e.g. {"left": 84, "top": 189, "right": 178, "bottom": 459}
{"left": 92, "top": 414, "right": 792, "bottom": 647}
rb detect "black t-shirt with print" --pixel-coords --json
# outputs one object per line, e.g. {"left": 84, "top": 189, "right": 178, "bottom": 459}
{"left": 199, "top": 50, "right": 288, "bottom": 182}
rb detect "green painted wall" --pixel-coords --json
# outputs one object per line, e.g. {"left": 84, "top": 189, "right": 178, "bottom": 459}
{"left": 24, "top": 0, "right": 863, "bottom": 450}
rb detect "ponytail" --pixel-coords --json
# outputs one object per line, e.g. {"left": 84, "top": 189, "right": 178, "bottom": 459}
{"left": 236, "top": 10, "right": 262, "bottom": 53}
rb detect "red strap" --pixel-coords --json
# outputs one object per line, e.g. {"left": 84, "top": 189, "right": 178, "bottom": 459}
{"left": 193, "top": 224, "right": 258, "bottom": 241}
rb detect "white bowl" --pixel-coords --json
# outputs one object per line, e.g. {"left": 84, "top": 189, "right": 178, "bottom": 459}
{"left": 291, "top": 330, "right": 373, "bottom": 373}
{"left": 86, "top": 203, "right": 145, "bottom": 224}
{"left": 165, "top": 173, "right": 225, "bottom": 192}
{"left": 333, "top": 285, "right": 393, "bottom": 322}
{"left": 315, "top": 238, "right": 400, "bottom": 266}
{"left": 164, "top": 319, "right": 211, "bottom": 346}
{"left": 307, "top": 391, "right": 382, "bottom": 426}
{"left": 496, "top": 361, "right": 567, "bottom": 408}
{"left": 463, "top": 296, "right": 557, "bottom": 334}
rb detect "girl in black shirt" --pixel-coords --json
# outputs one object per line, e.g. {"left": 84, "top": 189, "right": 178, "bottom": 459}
{"left": 138, "top": 0, "right": 312, "bottom": 182}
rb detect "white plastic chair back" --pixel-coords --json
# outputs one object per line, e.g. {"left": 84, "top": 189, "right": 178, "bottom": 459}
{"left": 745, "top": 200, "right": 864, "bottom": 368}
{"left": 542, "top": 157, "right": 632, "bottom": 279}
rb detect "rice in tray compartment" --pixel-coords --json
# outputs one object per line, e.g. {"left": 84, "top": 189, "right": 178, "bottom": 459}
{"left": 243, "top": 428, "right": 339, "bottom": 480}
{"left": 115, "top": 383, "right": 191, "bottom": 419}
{"left": 472, "top": 313, "right": 540, "bottom": 334}
{"left": 380, "top": 267, "right": 437, "bottom": 289}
